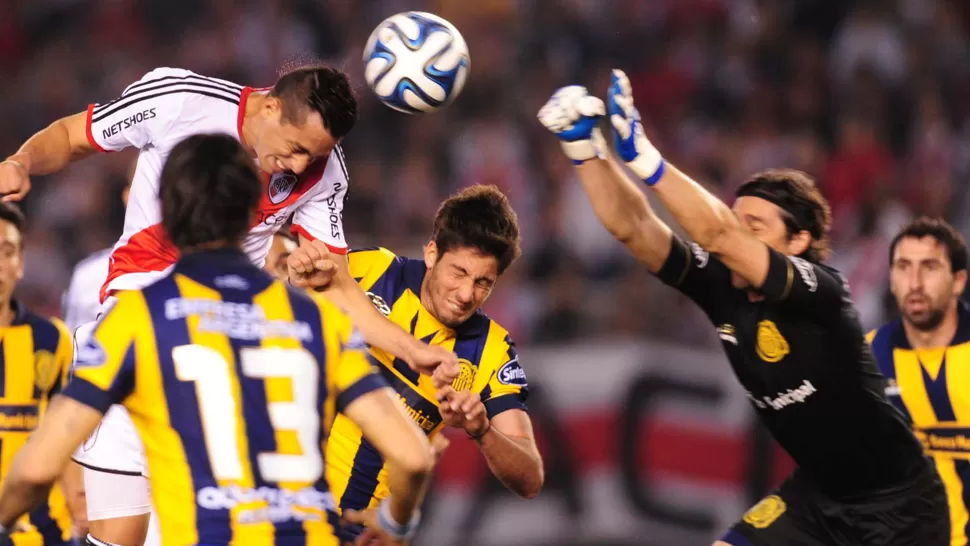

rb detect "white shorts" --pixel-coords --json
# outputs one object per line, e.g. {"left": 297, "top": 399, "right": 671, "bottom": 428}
{"left": 82, "top": 469, "right": 161, "bottom": 546}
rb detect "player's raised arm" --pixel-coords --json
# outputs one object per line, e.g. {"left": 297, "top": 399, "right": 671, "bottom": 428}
{"left": 0, "top": 67, "right": 192, "bottom": 202}
{"left": 537, "top": 86, "right": 674, "bottom": 273}
{"left": 331, "top": 328, "right": 434, "bottom": 544}
{"left": 601, "top": 69, "right": 776, "bottom": 287}
{"left": 0, "top": 112, "right": 91, "bottom": 202}
{"left": 289, "top": 237, "right": 460, "bottom": 385}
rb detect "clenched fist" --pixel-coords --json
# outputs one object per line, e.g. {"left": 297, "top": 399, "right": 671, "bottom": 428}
{"left": 286, "top": 239, "right": 338, "bottom": 291}
{"left": 0, "top": 159, "right": 30, "bottom": 203}
{"left": 436, "top": 386, "right": 489, "bottom": 438}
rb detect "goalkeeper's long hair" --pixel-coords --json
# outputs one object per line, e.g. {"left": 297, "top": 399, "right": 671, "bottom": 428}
{"left": 159, "top": 134, "right": 262, "bottom": 251}
{"left": 736, "top": 169, "right": 832, "bottom": 263}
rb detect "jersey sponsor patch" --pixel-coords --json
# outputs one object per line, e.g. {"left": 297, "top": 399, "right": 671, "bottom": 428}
{"left": 788, "top": 256, "right": 817, "bottom": 292}
{"left": 497, "top": 358, "right": 527, "bottom": 386}
{"left": 742, "top": 494, "right": 786, "bottom": 529}
{"left": 74, "top": 337, "right": 108, "bottom": 369}
{"left": 756, "top": 320, "right": 789, "bottom": 363}
{"left": 100, "top": 108, "right": 157, "bottom": 140}
{"left": 689, "top": 242, "right": 709, "bottom": 268}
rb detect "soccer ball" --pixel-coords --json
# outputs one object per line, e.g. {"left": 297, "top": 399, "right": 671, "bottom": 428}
{"left": 362, "top": 11, "right": 470, "bottom": 114}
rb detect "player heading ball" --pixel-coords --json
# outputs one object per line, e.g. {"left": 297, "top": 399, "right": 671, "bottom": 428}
{"left": 0, "top": 133, "right": 436, "bottom": 546}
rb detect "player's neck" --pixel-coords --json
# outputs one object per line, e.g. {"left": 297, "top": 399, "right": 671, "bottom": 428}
{"left": 418, "top": 278, "right": 440, "bottom": 324}
{"left": 240, "top": 91, "right": 268, "bottom": 157}
{"left": 904, "top": 304, "right": 960, "bottom": 349}
{"left": 0, "top": 300, "right": 15, "bottom": 328}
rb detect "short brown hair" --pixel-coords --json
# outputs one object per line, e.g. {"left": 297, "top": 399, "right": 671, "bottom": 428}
{"left": 270, "top": 66, "right": 357, "bottom": 138}
{"left": 736, "top": 169, "right": 832, "bottom": 262}
{"left": 160, "top": 134, "right": 262, "bottom": 250}
{"left": 0, "top": 202, "right": 25, "bottom": 249}
{"left": 890, "top": 217, "right": 968, "bottom": 273}
{"left": 431, "top": 185, "right": 521, "bottom": 274}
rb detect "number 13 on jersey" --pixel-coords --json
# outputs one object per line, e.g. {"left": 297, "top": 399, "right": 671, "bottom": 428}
{"left": 173, "top": 345, "right": 323, "bottom": 483}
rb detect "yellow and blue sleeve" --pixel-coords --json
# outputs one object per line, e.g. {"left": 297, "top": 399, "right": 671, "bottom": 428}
{"left": 61, "top": 292, "right": 140, "bottom": 413}
{"left": 348, "top": 247, "right": 397, "bottom": 291}
{"left": 477, "top": 328, "right": 528, "bottom": 419}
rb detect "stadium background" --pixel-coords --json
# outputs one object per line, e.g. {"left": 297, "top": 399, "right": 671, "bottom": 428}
{"left": 3, "top": 0, "right": 969, "bottom": 544}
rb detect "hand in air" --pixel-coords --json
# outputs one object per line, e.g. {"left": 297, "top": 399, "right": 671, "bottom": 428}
{"left": 286, "top": 240, "right": 338, "bottom": 291}
{"left": 437, "top": 386, "right": 489, "bottom": 438}
{"left": 406, "top": 343, "right": 459, "bottom": 388}
{"left": 606, "top": 69, "right": 664, "bottom": 182}
{"left": 536, "top": 85, "right": 607, "bottom": 163}
{"left": 0, "top": 159, "right": 30, "bottom": 203}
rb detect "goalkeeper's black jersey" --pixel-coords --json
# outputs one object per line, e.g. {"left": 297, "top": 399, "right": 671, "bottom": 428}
{"left": 656, "top": 235, "right": 929, "bottom": 500}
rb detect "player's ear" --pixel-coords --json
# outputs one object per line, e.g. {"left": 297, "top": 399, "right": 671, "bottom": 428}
{"left": 786, "top": 230, "right": 812, "bottom": 257}
{"left": 263, "top": 96, "right": 283, "bottom": 122}
{"left": 953, "top": 269, "right": 967, "bottom": 297}
{"left": 424, "top": 241, "right": 438, "bottom": 269}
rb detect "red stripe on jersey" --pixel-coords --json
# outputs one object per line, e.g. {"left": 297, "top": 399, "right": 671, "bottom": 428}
{"left": 290, "top": 224, "right": 348, "bottom": 255}
{"left": 99, "top": 224, "right": 179, "bottom": 303}
{"left": 237, "top": 87, "right": 253, "bottom": 147}
{"left": 85, "top": 104, "right": 107, "bottom": 153}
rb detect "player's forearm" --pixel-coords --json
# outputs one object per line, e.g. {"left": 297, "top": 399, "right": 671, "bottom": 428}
{"left": 10, "top": 116, "right": 88, "bottom": 176}
{"left": 329, "top": 276, "right": 421, "bottom": 364}
{"left": 650, "top": 163, "right": 740, "bottom": 251}
{"left": 576, "top": 156, "right": 657, "bottom": 240}
{"left": 0, "top": 464, "right": 55, "bottom": 528}
{"left": 384, "top": 457, "right": 433, "bottom": 525}
{"left": 576, "top": 156, "right": 673, "bottom": 272}
{"left": 475, "top": 429, "right": 544, "bottom": 499}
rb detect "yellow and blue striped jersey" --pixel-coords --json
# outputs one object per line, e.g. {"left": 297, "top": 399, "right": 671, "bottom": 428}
{"left": 326, "top": 247, "right": 528, "bottom": 514}
{"left": 62, "top": 249, "right": 386, "bottom": 546}
{"left": 0, "top": 300, "right": 74, "bottom": 546}
{"left": 868, "top": 302, "right": 970, "bottom": 546}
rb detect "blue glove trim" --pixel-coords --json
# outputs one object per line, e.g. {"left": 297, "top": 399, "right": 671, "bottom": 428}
{"left": 572, "top": 159, "right": 587, "bottom": 166}
{"left": 643, "top": 160, "right": 666, "bottom": 187}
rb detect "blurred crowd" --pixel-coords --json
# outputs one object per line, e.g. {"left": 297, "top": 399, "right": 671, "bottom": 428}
{"left": 2, "top": 0, "right": 969, "bottom": 347}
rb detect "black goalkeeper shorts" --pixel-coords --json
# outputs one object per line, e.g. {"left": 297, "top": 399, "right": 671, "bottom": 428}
{"left": 719, "top": 466, "right": 950, "bottom": 546}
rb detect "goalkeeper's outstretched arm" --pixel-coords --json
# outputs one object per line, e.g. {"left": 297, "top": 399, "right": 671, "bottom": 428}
{"left": 537, "top": 86, "right": 674, "bottom": 273}
{"left": 602, "top": 69, "right": 772, "bottom": 288}
{"left": 574, "top": 157, "right": 673, "bottom": 273}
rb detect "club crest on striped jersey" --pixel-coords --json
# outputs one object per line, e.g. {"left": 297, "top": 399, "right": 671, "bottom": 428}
{"left": 269, "top": 173, "right": 298, "bottom": 204}
{"left": 451, "top": 358, "right": 478, "bottom": 392}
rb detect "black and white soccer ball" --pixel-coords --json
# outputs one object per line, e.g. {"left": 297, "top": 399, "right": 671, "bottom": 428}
{"left": 362, "top": 11, "right": 470, "bottom": 114}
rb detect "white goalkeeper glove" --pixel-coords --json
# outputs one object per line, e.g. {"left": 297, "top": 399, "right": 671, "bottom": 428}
{"left": 607, "top": 69, "right": 665, "bottom": 185}
{"left": 537, "top": 86, "right": 608, "bottom": 164}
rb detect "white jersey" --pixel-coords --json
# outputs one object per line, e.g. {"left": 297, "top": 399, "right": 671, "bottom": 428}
{"left": 61, "top": 248, "right": 112, "bottom": 331}
{"left": 85, "top": 67, "right": 350, "bottom": 302}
